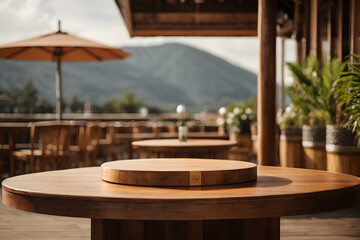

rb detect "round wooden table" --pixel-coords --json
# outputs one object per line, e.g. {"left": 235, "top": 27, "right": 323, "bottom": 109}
{"left": 101, "top": 159, "right": 258, "bottom": 187}
{"left": 115, "top": 133, "right": 229, "bottom": 159}
{"left": 132, "top": 139, "right": 236, "bottom": 159}
{"left": 157, "top": 132, "right": 229, "bottom": 140}
{"left": 2, "top": 162, "right": 359, "bottom": 240}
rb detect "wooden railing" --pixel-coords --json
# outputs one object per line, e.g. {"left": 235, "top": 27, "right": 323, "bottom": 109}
{"left": 0, "top": 113, "right": 185, "bottom": 122}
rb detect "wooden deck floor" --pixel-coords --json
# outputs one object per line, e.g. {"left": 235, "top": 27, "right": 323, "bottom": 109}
{"left": 0, "top": 192, "right": 359, "bottom": 239}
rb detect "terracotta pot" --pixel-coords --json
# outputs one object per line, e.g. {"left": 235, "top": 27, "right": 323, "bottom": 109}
{"left": 302, "top": 125, "right": 326, "bottom": 170}
{"left": 326, "top": 125, "right": 360, "bottom": 177}
{"left": 230, "top": 132, "right": 252, "bottom": 149}
{"left": 228, "top": 132, "right": 252, "bottom": 162}
{"left": 280, "top": 126, "right": 302, "bottom": 141}
{"left": 302, "top": 125, "right": 326, "bottom": 146}
{"left": 280, "top": 126, "right": 302, "bottom": 168}
{"left": 326, "top": 125, "right": 357, "bottom": 152}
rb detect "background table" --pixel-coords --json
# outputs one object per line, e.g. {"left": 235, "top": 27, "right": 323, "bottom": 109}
{"left": 115, "top": 132, "right": 229, "bottom": 159}
{"left": 157, "top": 132, "right": 229, "bottom": 140}
{"left": 2, "top": 164, "right": 359, "bottom": 240}
{"left": 132, "top": 139, "right": 236, "bottom": 159}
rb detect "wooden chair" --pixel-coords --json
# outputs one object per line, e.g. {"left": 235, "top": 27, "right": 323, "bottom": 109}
{"left": 69, "top": 122, "right": 101, "bottom": 167}
{"left": 187, "top": 124, "right": 200, "bottom": 133}
{"left": 84, "top": 123, "right": 101, "bottom": 166}
{"left": 0, "top": 123, "right": 31, "bottom": 178}
{"left": 204, "top": 125, "right": 218, "bottom": 132}
{"left": 0, "top": 132, "right": 7, "bottom": 180}
{"left": 97, "top": 122, "right": 115, "bottom": 162}
{"left": 13, "top": 121, "right": 72, "bottom": 174}
{"left": 167, "top": 123, "right": 178, "bottom": 133}
{"left": 69, "top": 123, "right": 86, "bottom": 167}
{"left": 131, "top": 121, "right": 152, "bottom": 133}
{"left": 111, "top": 122, "right": 132, "bottom": 160}
{"left": 153, "top": 123, "right": 169, "bottom": 138}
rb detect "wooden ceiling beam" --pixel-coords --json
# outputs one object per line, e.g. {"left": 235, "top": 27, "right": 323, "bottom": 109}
{"left": 129, "top": 12, "right": 258, "bottom": 36}
{"left": 132, "top": 12, "right": 257, "bottom": 24}
{"left": 116, "top": 0, "right": 260, "bottom": 37}
{"left": 115, "top": 0, "right": 134, "bottom": 37}
{"left": 131, "top": 29, "right": 257, "bottom": 37}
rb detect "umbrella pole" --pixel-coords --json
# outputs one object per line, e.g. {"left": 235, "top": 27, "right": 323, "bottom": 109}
{"left": 55, "top": 56, "right": 62, "bottom": 120}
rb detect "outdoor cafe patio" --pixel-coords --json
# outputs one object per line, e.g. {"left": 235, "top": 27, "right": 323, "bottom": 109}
{"left": 1, "top": 0, "right": 360, "bottom": 239}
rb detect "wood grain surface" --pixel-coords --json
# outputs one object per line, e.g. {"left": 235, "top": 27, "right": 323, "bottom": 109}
{"left": 132, "top": 139, "right": 236, "bottom": 159}
{"left": 158, "top": 132, "right": 229, "bottom": 140}
{"left": 257, "top": 0, "right": 277, "bottom": 166}
{"left": 303, "top": 147, "right": 327, "bottom": 170}
{"left": 280, "top": 140, "right": 303, "bottom": 168}
{"left": 91, "top": 217, "right": 280, "bottom": 240}
{"left": 115, "top": 133, "right": 229, "bottom": 141}
{"left": 2, "top": 166, "right": 359, "bottom": 220}
{"left": 132, "top": 139, "right": 236, "bottom": 148}
{"left": 327, "top": 152, "right": 360, "bottom": 177}
{"left": 1, "top": 191, "right": 359, "bottom": 240}
{"left": 101, "top": 159, "right": 257, "bottom": 187}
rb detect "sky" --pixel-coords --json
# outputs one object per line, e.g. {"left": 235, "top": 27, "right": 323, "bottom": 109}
{"left": 0, "top": 0, "right": 296, "bottom": 84}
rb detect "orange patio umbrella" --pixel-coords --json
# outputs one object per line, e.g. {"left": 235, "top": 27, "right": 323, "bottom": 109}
{"left": 0, "top": 22, "right": 131, "bottom": 119}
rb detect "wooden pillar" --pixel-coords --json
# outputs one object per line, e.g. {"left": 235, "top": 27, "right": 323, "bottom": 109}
{"left": 334, "top": 0, "right": 351, "bottom": 124}
{"left": 350, "top": 0, "right": 360, "bottom": 59}
{"left": 326, "top": 1, "right": 336, "bottom": 60}
{"left": 309, "top": 0, "right": 322, "bottom": 60}
{"left": 257, "top": 0, "right": 277, "bottom": 166}
{"left": 335, "top": 0, "right": 351, "bottom": 61}
{"left": 280, "top": 38, "right": 285, "bottom": 113}
{"left": 296, "top": 41, "right": 302, "bottom": 64}
{"left": 326, "top": 3, "right": 332, "bottom": 62}
{"left": 302, "top": 0, "right": 311, "bottom": 63}
{"left": 356, "top": 0, "right": 360, "bottom": 54}
{"left": 293, "top": 0, "right": 303, "bottom": 64}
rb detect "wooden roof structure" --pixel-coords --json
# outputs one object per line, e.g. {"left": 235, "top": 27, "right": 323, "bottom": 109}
{"left": 115, "top": 0, "right": 360, "bottom": 166}
{"left": 115, "top": 0, "right": 295, "bottom": 37}
{"left": 293, "top": 0, "right": 360, "bottom": 64}
{"left": 115, "top": 0, "right": 359, "bottom": 58}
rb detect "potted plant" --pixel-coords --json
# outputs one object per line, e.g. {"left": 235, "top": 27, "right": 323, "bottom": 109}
{"left": 332, "top": 55, "right": 360, "bottom": 176}
{"left": 226, "top": 102, "right": 255, "bottom": 144}
{"left": 285, "top": 57, "right": 344, "bottom": 170}
{"left": 225, "top": 100, "right": 256, "bottom": 161}
{"left": 300, "top": 111, "right": 327, "bottom": 169}
{"left": 278, "top": 105, "right": 303, "bottom": 168}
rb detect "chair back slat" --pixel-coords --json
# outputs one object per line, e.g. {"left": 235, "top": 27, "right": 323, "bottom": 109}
{"left": 85, "top": 123, "right": 100, "bottom": 148}
{"left": 32, "top": 122, "right": 72, "bottom": 157}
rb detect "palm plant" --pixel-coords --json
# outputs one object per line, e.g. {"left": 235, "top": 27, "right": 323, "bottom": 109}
{"left": 286, "top": 56, "right": 345, "bottom": 125}
{"left": 285, "top": 57, "right": 318, "bottom": 125}
{"left": 335, "top": 55, "right": 360, "bottom": 144}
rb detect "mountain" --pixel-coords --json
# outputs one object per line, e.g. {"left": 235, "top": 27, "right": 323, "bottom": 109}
{"left": 0, "top": 43, "right": 257, "bottom": 110}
